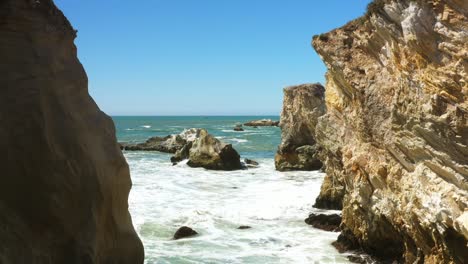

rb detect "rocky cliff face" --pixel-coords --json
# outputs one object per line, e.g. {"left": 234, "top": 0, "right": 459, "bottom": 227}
{"left": 0, "top": 1, "right": 144, "bottom": 263}
{"left": 275, "top": 84, "right": 325, "bottom": 171}
{"left": 312, "top": 0, "right": 467, "bottom": 262}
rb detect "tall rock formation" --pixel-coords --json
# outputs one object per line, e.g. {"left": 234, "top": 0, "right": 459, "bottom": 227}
{"left": 312, "top": 0, "right": 467, "bottom": 262}
{"left": 0, "top": 0, "right": 144, "bottom": 263}
{"left": 275, "top": 84, "right": 325, "bottom": 171}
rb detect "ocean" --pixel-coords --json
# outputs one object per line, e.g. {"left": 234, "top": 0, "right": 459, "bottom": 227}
{"left": 113, "top": 116, "right": 351, "bottom": 264}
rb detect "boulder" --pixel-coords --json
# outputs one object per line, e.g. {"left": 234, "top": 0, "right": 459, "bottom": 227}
{"left": 173, "top": 226, "right": 198, "bottom": 240}
{"left": 234, "top": 124, "right": 244, "bottom": 131}
{"left": 0, "top": 1, "right": 144, "bottom": 263}
{"left": 186, "top": 129, "right": 242, "bottom": 170}
{"left": 244, "top": 158, "right": 259, "bottom": 167}
{"left": 304, "top": 214, "right": 341, "bottom": 232}
{"left": 244, "top": 119, "right": 279, "bottom": 127}
{"left": 275, "top": 84, "right": 325, "bottom": 171}
{"left": 121, "top": 128, "right": 200, "bottom": 153}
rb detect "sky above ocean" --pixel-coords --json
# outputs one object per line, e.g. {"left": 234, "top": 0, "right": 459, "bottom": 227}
{"left": 55, "top": 0, "right": 371, "bottom": 116}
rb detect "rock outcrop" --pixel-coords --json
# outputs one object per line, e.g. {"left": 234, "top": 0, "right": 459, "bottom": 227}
{"left": 275, "top": 84, "right": 325, "bottom": 171}
{"left": 186, "top": 129, "right": 243, "bottom": 170}
{"left": 0, "top": 1, "right": 144, "bottom": 263}
{"left": 312, "top": 0, "right": 468, "bottom": 262}
{"left": 121, "top": 128, "right": 200, "bottom": 153}
{"left": 244, "top": 119, "right": 279, "bottom": 127}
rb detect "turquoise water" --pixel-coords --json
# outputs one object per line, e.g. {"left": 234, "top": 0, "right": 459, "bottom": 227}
{"left": 113, "top": 116, "right": 351, "bottom": 264}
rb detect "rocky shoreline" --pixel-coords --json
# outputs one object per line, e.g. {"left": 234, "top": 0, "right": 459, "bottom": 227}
{"left": 296, "top": 0, "right": 468, "bottom": 262}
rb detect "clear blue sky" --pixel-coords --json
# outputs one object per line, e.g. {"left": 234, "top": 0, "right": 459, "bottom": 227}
{"left": 55, "top": 0, "right": 371, "bottom": 116}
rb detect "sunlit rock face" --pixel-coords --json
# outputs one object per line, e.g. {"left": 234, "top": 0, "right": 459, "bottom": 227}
{"left": 275, "top": 84, "right": 325, "bottom": 172}
{"left": 312, "top": 0, "right": 467, "bottom": 262}
{"left": 0, "top": 0, "right": 144, "bottom": 263}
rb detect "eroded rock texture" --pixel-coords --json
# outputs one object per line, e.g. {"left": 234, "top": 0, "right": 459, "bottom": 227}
{"left": 275, "top": 84, "right": 325, "bottom": 171}
{"left": 0, "top": 1, "right": 144, "bottom": 263}
{"left": 313, "top": 0, "right": 467, "bottom": 262}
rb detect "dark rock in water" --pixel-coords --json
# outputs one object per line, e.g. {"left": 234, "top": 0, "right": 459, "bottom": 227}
{"left": 173, "top": 226, "right": 198, "bottom": 240}
{"left": 237, "top": 226, "right": 252, "bottom": 229}
{"left": 0, "top": 0, "right": 144, "bottom": 263}
{"left": 234, "top": 124, "right": 244, "bottom": 131}
{"left": 305, "top": 213, "right": 341, "bottom": 232}
{"left": 186, "top": 129, "right": 242, "bottom": 171}
{"left": 244, "top": 158, "right": 259, "bottom": 166}
{"left": 275, "top": 84, "right": 325, "bottom": 172}
{"left": 244, "top": 119, "right": 279, "bottom": 127}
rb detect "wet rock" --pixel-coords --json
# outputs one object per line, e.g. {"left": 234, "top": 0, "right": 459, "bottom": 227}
{"left": 173, "top": 226, "right": 198, "bottom": 240}
{"left": 304, "top": 213, "right": 341, "bottom": 232}
{"left": 244, "top": 158, "right": 259, "bottom": 167}
{"left": 186, "top": 129, "right": 243, "bottom": 170}
{"left": 244, "top": 119, "right": 279, "bottom": 127}
{"left": 121, "top": 128, "right": 200, "bottom": 153}
{"left": 0, "top": 0, "right": 144, "bottom": 263}
{"left": 234, "top": 124, "right": 244, "bottom": 131}
{"left": 237, "top": 226, "right": 252, "bottom": 230}
{"left": 275, "top": 84, "right": 325, "bottom": 171}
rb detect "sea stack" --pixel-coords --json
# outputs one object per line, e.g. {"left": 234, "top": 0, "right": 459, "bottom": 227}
{"left": 311, "top": 0, "right": 467, "bottom": 262}
{"left": 275, "top": 83, "right": 325, "bottom": 171}
{"left": 0, "top": 1, "right": 144, "bottom": 263}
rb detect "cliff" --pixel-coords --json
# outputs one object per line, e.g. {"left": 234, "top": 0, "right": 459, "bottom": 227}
{"left": 0, "top": 0, "right": 144, "bottom": 263}
{"left": 311, "top": 0, "right": 467, "bottom": 262}
{"left": 275, "top": 84, "right": 325, "bottom": 171}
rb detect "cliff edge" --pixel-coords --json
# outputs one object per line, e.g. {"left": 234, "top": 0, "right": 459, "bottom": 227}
{"left": 0, "top": 0, "right": 144, "bottom": 263}
{"left": 312, "top": 0, "right": 467, "bottom": 262}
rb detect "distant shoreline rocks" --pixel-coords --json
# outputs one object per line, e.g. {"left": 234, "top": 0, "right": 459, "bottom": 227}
{"left": 244, "top": 119, "right": 279, "bottom": 127}
{"left": 120, "top": 128, "right": 200, "bottom": 153}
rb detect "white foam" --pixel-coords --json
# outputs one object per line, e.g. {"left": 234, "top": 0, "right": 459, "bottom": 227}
{"left": 141, "top": 125, "right": 151, "bottom": 128}
{"left": 126, "top": 153, "right": 350, "bottom": 263}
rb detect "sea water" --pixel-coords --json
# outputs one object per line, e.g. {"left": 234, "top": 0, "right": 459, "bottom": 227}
{"left": 113, "top": 116, "right": 351, "bottom": 264}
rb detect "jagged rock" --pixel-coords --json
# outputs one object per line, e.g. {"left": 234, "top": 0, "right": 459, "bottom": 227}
{"left": 244, "top": 119, "right": 279, "bottom": 127}
{"left": 173, "top": 226, "right": 198, "bottom": 240}
{"left": 311, "top": 0, "right": 468, "bottom": 262}
{"left": 0, "top": 0, "right": 144, "bottom": 263}
{"left": 275, "top": 84, "right": 325, "bottom": 171}
{"left": 178, "top": 129, "right": 242, "bottom": 170}
{"left": 121, "top": 128, "right": 200, "bottom": 153}
{"left": 304, "top": 214, "right": 341, "bottom": 232}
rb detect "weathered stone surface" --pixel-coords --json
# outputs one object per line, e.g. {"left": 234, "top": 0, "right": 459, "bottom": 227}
{"left": 121, "top": 128, "right": 200, "bottom": 153}
{"left": 275, "top": 84, "right": 325, "bottom": 171}
{"left": 312, "top": 0, "right": 468, "bottom": 262}
{"left": 0, "top": 0, "right": 144, "bottom": 263}
{"left": 187, "top": 129, "right": 242, "bottom": 170}
{"left": 244, "top": 119, "right": 279, "bottom": 127}
{"left": 173, "top": 226, "right": 198, "bottom": 240}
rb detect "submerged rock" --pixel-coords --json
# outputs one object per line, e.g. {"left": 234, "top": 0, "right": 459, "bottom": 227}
{"left": 304, "top": 214, "right": 341, "bottom": 232}
{"left": 173, "top": 226, "right": 198, "bottom": 240}
{"left": 244, "top": 119, "right": 279, "bottom": 127}
{"left": 121, "top": 128, "right": 200, "bottom": 153}
{"left": 186, "top": 129, "right": 242, "bottom": 170}
{"left": 237, "top": 226, "right": 252, "bottom": 230}
{"left": 311, "top": 0, "right": 468, "bottom": 262}
{"left": 275, "top": 84, "right": 325, "bottom": 171}
{"left": 0, "top": 0, "right": 143, "bottom": 263}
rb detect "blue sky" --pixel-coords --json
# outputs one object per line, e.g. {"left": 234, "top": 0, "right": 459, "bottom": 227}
{"left": 55, "top": 0, "right": 371, "bottom": 116}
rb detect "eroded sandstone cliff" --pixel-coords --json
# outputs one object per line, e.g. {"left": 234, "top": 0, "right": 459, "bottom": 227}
{"left": 275, "top": 84, "right": 325, "bottom": 171}
{"left": 0, "top": 0, "right": 144, "bottom": 263}
{"left": 312, "top": 0, "right": 467, "bottom": 262}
